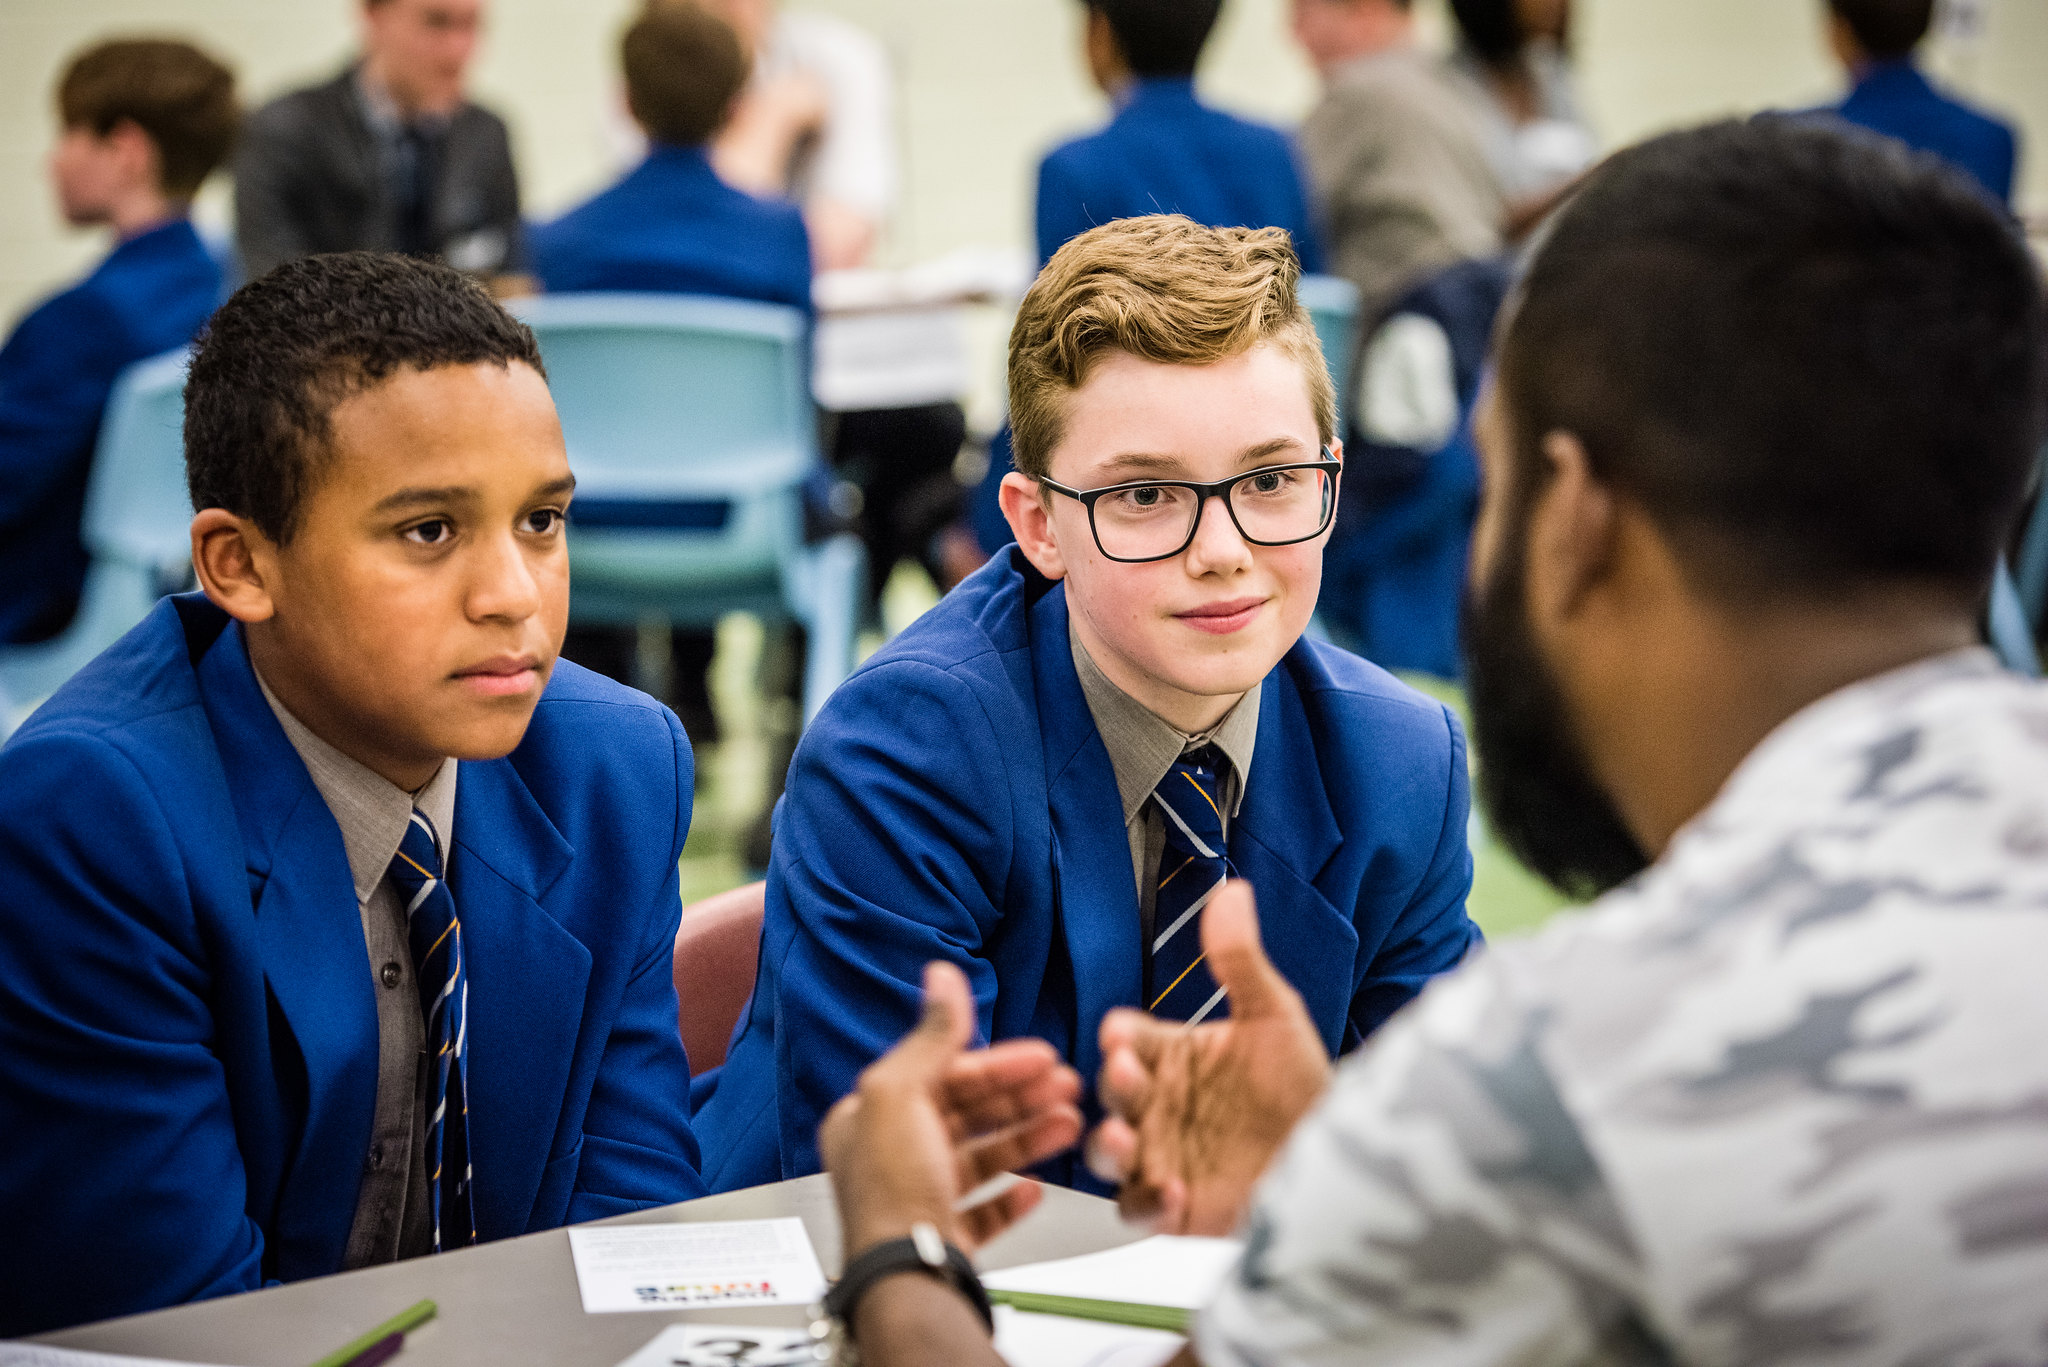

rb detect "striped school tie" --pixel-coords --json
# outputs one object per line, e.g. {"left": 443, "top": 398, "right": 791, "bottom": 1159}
{"left": 384, "top": 809, "right": 477, "bottom": 1252}
{"left": 1148, "top": 744, "right": 1233, "bottom": 1025}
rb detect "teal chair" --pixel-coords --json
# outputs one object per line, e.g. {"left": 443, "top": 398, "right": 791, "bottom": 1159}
{"left": 1298, "top": 273, "right": 1361, "bottom": 430}
{"left": 0, "top": 347, "right": 193, "bottom": 738}
{"left": 2013, "top": 441, "right": 2048, "bottom": 632}
{"left": 508, "top": 293, "right": 863, "bottom": 723}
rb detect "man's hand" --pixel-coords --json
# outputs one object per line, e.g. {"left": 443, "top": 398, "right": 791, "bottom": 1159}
{"left": 820, "top": 961, "right": 1084, "bottom": 1258}
{"left": 1088, "top": 881, "right": 1331, "bottom": 1234}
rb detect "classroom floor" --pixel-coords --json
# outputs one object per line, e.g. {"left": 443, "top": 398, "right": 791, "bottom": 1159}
{"left": 677, "top": 564, "right": 1575, "bottom": 941}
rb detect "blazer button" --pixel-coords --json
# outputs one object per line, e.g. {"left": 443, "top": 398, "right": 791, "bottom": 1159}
{"left": 365, "top": 1143, "right": 384, "bottom": 1172}
{"left": 381, "top": 961, "right": 404, "bottom": 989}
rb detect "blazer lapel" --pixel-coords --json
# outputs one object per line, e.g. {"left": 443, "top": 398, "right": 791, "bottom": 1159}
{"left": 449, "top": 757, "right": 586, "bottom": 1239}
{"left": 197, "top": 624, "right": 377, "bottom": 1273}
{"left": 1030, "top": 586, "right": 1143, "bottom": 1089}
{"left": 1230, "top": 659, "right": 1358, "bottom": 1052}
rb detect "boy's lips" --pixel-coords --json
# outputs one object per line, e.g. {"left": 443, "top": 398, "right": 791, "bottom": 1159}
{"left": 452, "top": 654, "right": 545, "bottom": 697}
{"left": 1175, "top": 596, "right": 1268, "bottom": 635}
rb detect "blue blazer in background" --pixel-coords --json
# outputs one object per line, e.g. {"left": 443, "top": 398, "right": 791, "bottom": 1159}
{"left": 530, "top": 142, "right": 813, "bottom": 310}
{"left": 0, "top": 596, "right": 706, "bottom": 1337}
{"left": 1833, "top": 59, "right": 2017, "bottom": 205}
{"left": 0, "top": 219, "right": 220, "bottom": 644}
{"left": 693, "top": 549, "right": 1479, "bottom": 1192}
{"left": 1035, "top": 77, "right": 1324, "bottom": 271}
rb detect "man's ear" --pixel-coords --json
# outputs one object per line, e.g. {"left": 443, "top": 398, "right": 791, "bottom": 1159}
{"left": 1522, "top": 429, "right": 1618, "bottom": 632}
{"left": 998, "top": 471, "right": 1068, "bottom": 582}
{"left": 190, "top": 507, "right": 280, "bottom": 624}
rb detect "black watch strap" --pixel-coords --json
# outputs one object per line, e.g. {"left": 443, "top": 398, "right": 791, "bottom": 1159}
{"left": 825, "top": 1222, "right": 995, "bottom": 1336}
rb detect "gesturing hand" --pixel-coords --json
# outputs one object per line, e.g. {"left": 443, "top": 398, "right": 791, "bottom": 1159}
{"left": 819, "top": 961, "right": 1084, "bottom": 1259}
{"left": 1087, "top": 881, "right": 1331, "bottom": 1235}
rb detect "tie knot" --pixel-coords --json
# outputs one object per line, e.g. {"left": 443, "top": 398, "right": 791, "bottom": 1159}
{"left": 387, "top": 809, "right": 444, "bottom": 892}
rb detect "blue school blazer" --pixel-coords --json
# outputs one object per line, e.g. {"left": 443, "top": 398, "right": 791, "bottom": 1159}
{"left": 693, "top": 550, "right": 1479, "bottom": 1191}
{"left": 0, "top": 596, "right": 705, "bottom": 1337}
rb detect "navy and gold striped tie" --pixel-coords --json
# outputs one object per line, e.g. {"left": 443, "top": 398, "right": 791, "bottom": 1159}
{"left": 1148, "top": 745, "right": 1233, "bottom": 1024}
{"left": 384, "top": 810, "right": 477, "bottom": 1253}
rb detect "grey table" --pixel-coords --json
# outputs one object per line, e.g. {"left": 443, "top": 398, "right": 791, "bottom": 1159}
{"left": 37, "top": 1177, "right": 1143, "bottom": 1367}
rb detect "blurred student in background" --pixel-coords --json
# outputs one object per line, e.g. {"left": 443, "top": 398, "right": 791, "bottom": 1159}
{"left": 234, "top": 0, "right": 525, "bottom": 282}
{"left": 1444, "top": 0, "right": 1596, "bottom": 235}
{"left": 532, "top": 5, "right": 809, "bottom": 310}
{"left": 1288, "top": 0, "right": 1504, "bottom": 325}
{"left": 1036, "top": 0, "right": 1321, "bottom": 270}
{"left": 699, "top": 0, "right": 894, "bottom": 273}
{"left": 1820, "top": 0, "right": 2018, "bottom": 206}
{"left": 534, "top": 0, "right": 811, "bottom": 751}
{"left": 0, "top": 39, "right": 235, "bottom": 648}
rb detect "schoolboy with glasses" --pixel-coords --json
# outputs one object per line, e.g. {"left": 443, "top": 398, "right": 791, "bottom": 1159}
{"left": 693, "top": 214, "right": 1480, "bottom": 1193}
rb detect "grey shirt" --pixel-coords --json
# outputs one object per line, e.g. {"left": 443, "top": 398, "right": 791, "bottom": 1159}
{"left": 1069, "top": 621, "right": 1259, "bottom": 961}
{"left": 256, "top": 670, "right": 456, "bottom": 1269}
{"left": 1299, "top": 44, "right": 1506, "bottom": 325}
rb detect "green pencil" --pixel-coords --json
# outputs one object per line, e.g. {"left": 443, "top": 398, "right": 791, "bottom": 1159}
{"left": 985, "top": 1288, "right": 1190, "bottom": 1334}
{"left": 306, "top": 1298, "right": 438, "bottom": 1367}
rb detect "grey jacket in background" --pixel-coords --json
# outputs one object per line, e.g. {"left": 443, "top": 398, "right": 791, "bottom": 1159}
{"left": 1299, "top": 46, "right": 1505, "bottom": 327}
{"left": 233, "top": 66, "right": 524, "bottom": 283}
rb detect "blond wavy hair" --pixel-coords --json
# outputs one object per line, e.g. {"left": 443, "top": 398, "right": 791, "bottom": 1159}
{"left": 1006, "top": 215, "right": 1335, "bottom": 480}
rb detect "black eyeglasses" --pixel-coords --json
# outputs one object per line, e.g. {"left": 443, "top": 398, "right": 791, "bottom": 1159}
{"left": 1039, "top": 452, "right": 1342, "bottom": 564}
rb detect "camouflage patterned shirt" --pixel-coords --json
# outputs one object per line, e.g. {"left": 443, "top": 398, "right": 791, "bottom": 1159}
{"left": 1196, "top": 649, "right": 2048, "bottom": 1367}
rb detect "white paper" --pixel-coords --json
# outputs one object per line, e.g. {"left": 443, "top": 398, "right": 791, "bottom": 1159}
{"left": 612, "top": 1323, "right": 821, "bottom": 1367}
{"left": 981, "top": 1235, "right": 1244, "bottom": 1312}
{"left": 0, "top": 1351, "right": 241, "bottom": 1367}
{"left": 992, "top": 1307, "right": 1184, "bottom": 1367}
{"left": 568, "top": 1218, "right": 828, "bottom": 1314}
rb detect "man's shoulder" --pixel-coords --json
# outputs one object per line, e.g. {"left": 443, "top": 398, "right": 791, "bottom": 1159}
{"left": 245, "top": 69, "right": 357, "bottom": 142}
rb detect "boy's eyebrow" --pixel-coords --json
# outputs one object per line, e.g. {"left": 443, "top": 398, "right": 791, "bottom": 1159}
{"left": 369, "top": 474, "right": 577, "bottom": 515}
{"left": 1093, "top": 437, "right": 1314, "bottom": 480}
{"left": 1236, "top": 436, "right": 1313, "bottom": 465}
{"left": 372, "top": 484, "right": 481, "bottom": 513}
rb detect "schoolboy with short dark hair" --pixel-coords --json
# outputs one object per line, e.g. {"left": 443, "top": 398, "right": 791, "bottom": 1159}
{"left": 0, "top": 37, "right": 236, "bottom": 645}
{"left": 1037, "top": 0, "right": 1322, "bottom": 269}
{"left": 694, "top": 216, "right": 1480, "bottom": 1192}
{"left": 0, "top": 253, "right": 706, "bottom": 1337}
{"left": 530, "top": 1, "right": 809, "bottom": 307}
{"left": 1821, "top": 0, "right": 2018, "bottom": 204}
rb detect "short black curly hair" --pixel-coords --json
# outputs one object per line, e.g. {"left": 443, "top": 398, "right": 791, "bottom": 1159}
{"left": 185, "top": 252, "right": 545, "bottom": 544}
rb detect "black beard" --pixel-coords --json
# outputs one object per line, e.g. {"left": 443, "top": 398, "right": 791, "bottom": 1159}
{"left": 1461, "top": 533, "right": 1649, "bottom": 902}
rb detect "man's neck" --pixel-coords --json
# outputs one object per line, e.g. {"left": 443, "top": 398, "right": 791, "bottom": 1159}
{"left": 1318, "top": 9, "right": 1413, "bottom": 80}
{"left": 103, "top": 191, "right": 180, "bottom": 243}
{"left": 1586, "top": 596, "right": 1979, "bottom": 858}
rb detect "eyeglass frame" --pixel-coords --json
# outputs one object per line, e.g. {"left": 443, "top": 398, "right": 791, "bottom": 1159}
{"left": 1036, "top": 450, "right": 1344, "bottom": 564}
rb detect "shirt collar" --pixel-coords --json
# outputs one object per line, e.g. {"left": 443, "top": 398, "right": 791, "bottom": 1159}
{"left": 255, "top": 666, "right": 458, "bottom": 905}
{"left": 1070, "top": 616, "right": 1260, "bottom": 825}
{"left": 352, "top": 62, "right": 452, "bottom": 138}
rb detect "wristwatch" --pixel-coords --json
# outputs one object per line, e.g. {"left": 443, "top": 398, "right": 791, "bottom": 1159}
{"left": 824, "top": 1221, "right": 995, "bottom": 1342}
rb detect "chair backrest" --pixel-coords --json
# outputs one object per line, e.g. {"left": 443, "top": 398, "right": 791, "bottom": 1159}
{"left": 1297, "top": 274, "right": 1361, "bottom": 430}
{"left": 84, "top": 347, "right": 193, "bottom": 576}
{"left": 509, "top": 293, "right": 813, "bottom": 499}
{"left": 672, "top": 880, "right": 767, "bottom": 1076}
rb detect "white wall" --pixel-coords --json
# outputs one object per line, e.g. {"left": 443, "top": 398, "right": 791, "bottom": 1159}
{"left": 2, "top": 0, "right": 2043, "bottom": 325}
